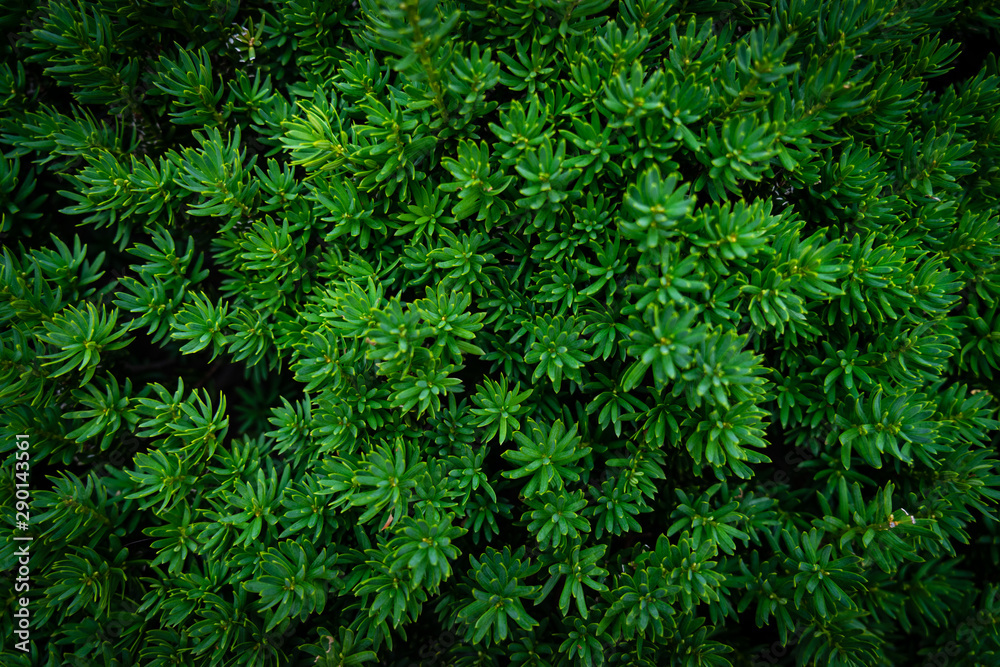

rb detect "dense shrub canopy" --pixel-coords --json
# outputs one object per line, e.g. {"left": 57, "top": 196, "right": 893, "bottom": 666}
{"left": 2, "top": 0, "right": 1000, "bottom": 666}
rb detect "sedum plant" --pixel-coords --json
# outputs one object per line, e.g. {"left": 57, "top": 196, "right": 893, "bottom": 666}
{"left": 1, "top": 0, "right": 1000, "bottom": 666}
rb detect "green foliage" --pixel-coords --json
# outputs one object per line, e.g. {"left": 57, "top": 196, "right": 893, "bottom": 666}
{"left": 469, "top": 375, "right": 533, "bottom": 444}
{"left": 64, "top": 372, "right": 138, "bottom": 451}
{"left": 586, "top": 477, "right": 650, "bottom": 538}
{"left": 385, "top": 505, "right": 466, "bottom": 590}
{"left": 242, "top": 538, "right": 340, "bottom": 631}
{"left": 3, "top": 2, "right": 1000, "bottom": 667}
{"left": 535, "top": 541, "right": 608, "bottom": 619}
{"left": 521, "top": 313, "right": 593, "bottom": 391}
{"left": 523, "top": 488, "right": 591, "bottom": 550}
{"left": 458, "top": 546, "right": 541, "bottom": 646}
{"left": 37, "top": 301, "right": 132, "bottom": 384}
{"left": 151, "top": 46, "right": 231, "bottom": 127}
{"left": 502, "top": 418, "right": 592, "bottom": 497}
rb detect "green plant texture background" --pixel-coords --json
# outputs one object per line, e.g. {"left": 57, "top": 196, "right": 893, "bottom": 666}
{"left": 2, "top": 0, "right": 1000, "bottom": 666}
